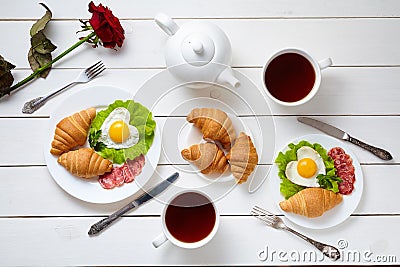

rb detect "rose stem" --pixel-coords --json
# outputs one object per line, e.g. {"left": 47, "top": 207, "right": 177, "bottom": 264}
{"left": 6, "top": 31, "right": 96, "bottom": 94}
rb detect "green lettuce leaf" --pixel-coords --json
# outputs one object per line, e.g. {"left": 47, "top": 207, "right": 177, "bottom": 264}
{"left": 317, "top": 174, "right": 343, "bottom": 193}
{"left": 275, "top": 140, "right": 339, "bottom": 199}
{"left": 279, "top": 173, "right": 305, "bottom": 199}
{"left": 89, "top": 100, "right": 156, "bottom": 164}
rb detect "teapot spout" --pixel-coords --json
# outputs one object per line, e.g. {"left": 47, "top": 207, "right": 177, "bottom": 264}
{"left": 217, "top": 67, "right": 240, "bottom": 88}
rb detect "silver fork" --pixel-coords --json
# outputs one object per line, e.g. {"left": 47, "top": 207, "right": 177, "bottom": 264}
{"left": 251, "top": 206, "right": 341, "bottom": 261}
{"left": 22, "top": 61, "right": 105, "bottom": 114}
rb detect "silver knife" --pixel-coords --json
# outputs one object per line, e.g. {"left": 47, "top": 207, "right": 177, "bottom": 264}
{"left": 297, "top": 117, "right": 392, "bottom": 160}
{"left": 88, "top": 172, "right": 179, "bottom": 236}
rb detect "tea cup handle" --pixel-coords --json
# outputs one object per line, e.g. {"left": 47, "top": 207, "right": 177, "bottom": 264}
{"left": 318, "top": 58, "right": 333, "bottom": 70}
{"left": 152, "top": 232, "right": 168, "bottom": 248}
{"left": 155, "top": 13, "right": 179, "bottom": 36}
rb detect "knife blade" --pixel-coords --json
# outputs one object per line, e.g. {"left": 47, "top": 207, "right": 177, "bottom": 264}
{"left": 297, "top": 117, "right": 392, "bottom": 160}
{"left": 88, "top": 172, "right": 179, "bottom": 236}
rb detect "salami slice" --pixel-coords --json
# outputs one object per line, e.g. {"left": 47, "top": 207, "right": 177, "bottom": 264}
{"left": 337, "top": 164, "right": 355, "bottom": 175}
{"left": 99, "top": 172, "right": 117, "bottom": 189}
{"left": 328, "top": 147, "right": 345, "bottom": 158}
{"left": 337, "top": 153, "right": 352, "bottom": 163}
{"left": 128, "top": 162, "right": 139, "bottom": 176}
{"left": 338, "top": 171, "right": 356, "bottom": 184}
{"left": 122, "top": 164, "right": 135, "bottom": 183}
{"left": 328, "top": 147, "right": 356, "bottom": 195}
{"left": 338, "top": 180, "right": 354, "bottom": 195}
{"left": 99, "top": 155, "right": 147, "bottom": 189}
{"left": 334, "top": 159, "right": 342, "bottom": 166}
{"left": 113, "top": 167, "right": 125, "bottom": 187}
{"left": 127, "top": 154, "right": 146, "bottom": 177}
{"left": 99, "top": 167, "right": 125, "bottom": 189}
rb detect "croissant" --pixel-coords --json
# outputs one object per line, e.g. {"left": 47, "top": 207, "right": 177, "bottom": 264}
{"left": 279, "top": 188, "right": 343, "bottom": 218}
{"left": 50, "top": 108, "right": 96, "bottom": 155}
{"left": 181, "top": 143, "right": 229, "bottom": 174}
{"left": 187, "top": 108, "right": 236, "bottom": 149}
{"left": 57, "top": 148, "right": 113, "bottom": 178}
{"left": 226, "top": 132, "right": 258, "bottom": 184}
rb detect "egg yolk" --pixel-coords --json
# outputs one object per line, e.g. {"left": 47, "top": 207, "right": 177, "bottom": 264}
{"left": 297, "top": 158, "right": 317, "bottom": 178}
{"left": 109, "top": 120, "right": 130, "bottom": 143}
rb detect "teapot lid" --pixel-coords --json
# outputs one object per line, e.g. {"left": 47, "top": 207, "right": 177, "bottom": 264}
{"left": 181, "top": 33, "right": 215, "bottom": 66}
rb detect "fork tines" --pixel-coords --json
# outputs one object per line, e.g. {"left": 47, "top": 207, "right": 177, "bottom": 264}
{"left": 251, "top": 206, "right": 277, "bottom": 225}
{"left": 86, "top": 61, "right": 106, "bottom": 79}
{"left": 85, "top": 60, "right": 102, "bottom": 73}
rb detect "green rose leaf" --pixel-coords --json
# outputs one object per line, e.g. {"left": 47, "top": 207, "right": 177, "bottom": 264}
{"left": 28, "top": 3, "right": 56, "bottom": 78}
{"left": 0, "top": 55, "right": 16, "bottom": 72}
{"left": 31, "top": 31, "right": 57, "bottom": 54}
{"left": 27, "top": 48, "right": 40, "bottom": 72}
{"left": 0, "top": 55, "right": 15, "bottom": 94}
{"left": 30, "top": 3, "right": 52, "bottom": 37}
{"left": 28, "top": 48, "right": 52, "bottom": 78}
{"left": 0, "top": 72, "right": 14, "bottom": 92}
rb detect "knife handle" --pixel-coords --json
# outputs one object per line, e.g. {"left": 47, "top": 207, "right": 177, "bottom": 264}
{"left": 88, "top": 202, "right": 136, "bottom": 236}
{"left": 348, "top": 136, "right": 393, "bottom": 160}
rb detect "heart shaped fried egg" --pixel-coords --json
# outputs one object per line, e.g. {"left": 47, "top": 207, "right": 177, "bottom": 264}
{"left": 285, "top": 146, "right": 325, "bottom": 187}
{"left": 98, "top": 107, "right": 139, "bottom": 149}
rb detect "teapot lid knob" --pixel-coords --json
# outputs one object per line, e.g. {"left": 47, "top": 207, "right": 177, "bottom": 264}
{"left": 181, "top": 33, "right": 215, "bottom": 66}
{"left": 190, "top": 39, "right": 204, "bottom": 54}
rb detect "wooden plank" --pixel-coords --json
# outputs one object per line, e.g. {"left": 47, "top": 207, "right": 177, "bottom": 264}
{"left": 247, "top": 67, "right": 400, "bottom": 116}
{"left": 0, "top": 165, "right": 398, "bottom": 216}
{"left": 0, "top": 69, "right": 159, "bottom": 116}
{"left": 0, "top": 19, "right": 400, "bottom": 68}
{"left": 0, "top": 216, "right": 398, "bottom": 265}
{"left": 1, "top": 67, "right": 400, "bottom": 117}
{"left": 159, "top": 116, "right": 399, "bottom": 165}
{"left": 270, "top": 116, "right": 399, "bottom": 164}
{"left": 0, "top": 116, "right": 396, "bottom": 166}
{"left": 0, "top": 0, "right": 399, "bottom": 19}
{"left": 0, "top": 118, "right": 47, "bottom": 166}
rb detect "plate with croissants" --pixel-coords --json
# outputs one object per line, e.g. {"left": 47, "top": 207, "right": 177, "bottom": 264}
{"left": 271, "top": 134, "right": 364, "bottom": 229}
{"left": 161, "top": 105, "right": 259, "bottom": 186}
{"left": 44, "top": 86, "right": 161, "bottom": 204}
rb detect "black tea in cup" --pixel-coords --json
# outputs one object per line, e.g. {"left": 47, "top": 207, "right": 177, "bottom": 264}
{"left": 165, "top": 192, "right": 216, "bottom": 243}
{"left": 264, "top": 52, "right": 316, "bottom": 103}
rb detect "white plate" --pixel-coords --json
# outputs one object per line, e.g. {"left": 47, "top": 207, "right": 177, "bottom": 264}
{"left": 44, "top": 86, "right": 161, "bottom": 204}
{"left": 132, "top": 65, "right": 275, "bottom": 193}
{"left": 177, "top": 111, "right": 253, "bottom": 183}
{"left": 271, "top": 134, "right": 364, "bottom": 229}
{"left": 159, "top": 95, "right": 258, "bottom": 184}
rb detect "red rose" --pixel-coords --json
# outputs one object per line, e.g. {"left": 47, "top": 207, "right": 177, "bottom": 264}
{"left": 88, "top": 1, "right": 125, "bottom": 48}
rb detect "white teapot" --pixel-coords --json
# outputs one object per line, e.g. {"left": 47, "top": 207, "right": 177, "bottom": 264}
{"left": 155, "top": 13, "right": 240, "bottom": 88}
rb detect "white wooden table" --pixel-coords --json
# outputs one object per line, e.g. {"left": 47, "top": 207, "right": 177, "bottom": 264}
{"left": 1, "top": 1, "right": 399, "bottom": 265}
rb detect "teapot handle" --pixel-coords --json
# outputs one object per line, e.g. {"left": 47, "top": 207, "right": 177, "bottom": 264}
{"left": 155, "top": 13, "right": 179, "bottom": 36}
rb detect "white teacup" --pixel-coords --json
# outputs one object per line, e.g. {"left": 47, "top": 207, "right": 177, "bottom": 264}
{"left": 152, "top": 190, "right": 219, "bottom": 249}
{"left": 262, "top": 48, "right": 332, "bottom": 106}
